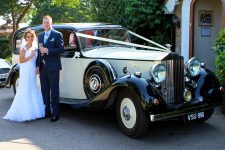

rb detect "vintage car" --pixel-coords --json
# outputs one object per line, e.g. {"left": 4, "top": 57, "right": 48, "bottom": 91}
{"left": 5, "top": 23, "right": 224, "bottom": 137}
{"left": 0, "top": 58, "right": 11, "bottom": 86}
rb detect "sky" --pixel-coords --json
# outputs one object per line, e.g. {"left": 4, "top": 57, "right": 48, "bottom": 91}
{"left": 0, "top": 17, "right": 6, "bottom": 25}
{"left": 0, "top": 16, "right": 28, "bottom": 28}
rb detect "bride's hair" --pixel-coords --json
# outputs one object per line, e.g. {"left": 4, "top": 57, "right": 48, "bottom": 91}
{"left": 20, "top": 29, "right": 38, "bottom": 51}
{"left": 24, "top": 29, "right": 36, "bottom": 40}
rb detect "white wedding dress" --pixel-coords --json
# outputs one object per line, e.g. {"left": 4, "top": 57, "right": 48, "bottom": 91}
{"left": 3, "top": 45, "right": 45, "bottom": 122}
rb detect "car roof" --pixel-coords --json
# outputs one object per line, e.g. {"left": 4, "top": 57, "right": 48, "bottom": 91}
{"left": 17, "top": 23, "right": 124, "bottom": 33}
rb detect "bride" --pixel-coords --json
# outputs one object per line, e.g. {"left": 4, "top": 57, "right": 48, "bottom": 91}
{"left": 3, "top": 29, "right": 45, "bottom": 122}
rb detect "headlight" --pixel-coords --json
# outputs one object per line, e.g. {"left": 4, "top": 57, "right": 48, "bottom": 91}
{"left": 183, "top": 89, "right": 192, "bottom": 102}
{"left": 151, "top": 64, "right": 166, "bottom": 83}
{"left": 186, "top": 57, "right": 201, "bottom": 77}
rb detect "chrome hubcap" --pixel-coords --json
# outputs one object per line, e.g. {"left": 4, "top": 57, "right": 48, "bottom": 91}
{"left": 120, "top": 98, "right": 137, "bottom": 129}
{"left": 122, "top": 106, "right": 131, "bottom": 121}
{"left": 89, "top": 74, "right": 101, "bottom": 93}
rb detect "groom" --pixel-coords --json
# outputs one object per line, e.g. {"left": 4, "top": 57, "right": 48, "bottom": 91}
{"left": 36, "top": 15, "right": 64, "bottom": 122}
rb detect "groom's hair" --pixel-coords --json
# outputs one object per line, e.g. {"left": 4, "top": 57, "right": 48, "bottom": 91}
{"left": 43, "top": 15, "right": 53, "bottom": 23}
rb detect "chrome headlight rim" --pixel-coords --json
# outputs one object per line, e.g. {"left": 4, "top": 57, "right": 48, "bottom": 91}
{"left": 151, "top": 64, "right": 166, "bottom": 83}
{"left": 186, "top": 57, "right": 201, "bottom": 77}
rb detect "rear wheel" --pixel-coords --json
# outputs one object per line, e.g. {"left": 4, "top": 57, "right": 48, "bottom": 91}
{"left": 13, "top": 74, "right": 19, "bottom": 95}
{"left": 116, "top": 89, "right": 149, "bottom": 138}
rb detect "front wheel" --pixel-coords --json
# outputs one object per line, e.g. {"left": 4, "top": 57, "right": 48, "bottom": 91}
{"left": 116, "top": 89, "right": 149, "bottom": 138}
{"left": 13, "top": 74, "right": 19, "bottom": 95}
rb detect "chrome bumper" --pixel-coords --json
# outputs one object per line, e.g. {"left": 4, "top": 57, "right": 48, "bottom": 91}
{"left": 150, "top": 104, "right": 213, "bottom": 122}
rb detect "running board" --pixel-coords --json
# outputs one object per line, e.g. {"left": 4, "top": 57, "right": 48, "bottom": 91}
{"left": 60, "top": 97, "right": 89, "bottom": 105}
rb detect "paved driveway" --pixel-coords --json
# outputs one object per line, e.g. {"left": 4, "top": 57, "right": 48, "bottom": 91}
{"left": 0, "top": 87, "right": 225, "bottom": 150}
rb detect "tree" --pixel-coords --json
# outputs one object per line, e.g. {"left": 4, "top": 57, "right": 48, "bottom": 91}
{"left": 0, "top": 0, "right": 36, "bottom": 41}
{"left": 0, "top": 36, "right": 11, "bottom": 60}
{"left": 89, "top": 0, "right": 172, "bottom": 45}
{"left": 31, "top": 0, "right": 91, "bottom": 25}
{"left": 0, "top": 0, "right": 36, "bottom": 44}
{"left": 89, "top": 0, "right": 127, "bottom": 24}
{"left": 31, "top": 0, "right": 172, "bottom": 45}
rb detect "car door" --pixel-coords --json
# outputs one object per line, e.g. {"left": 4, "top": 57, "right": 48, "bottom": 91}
{"left": 58, "top": 29, "right": 87, "bottom": 100}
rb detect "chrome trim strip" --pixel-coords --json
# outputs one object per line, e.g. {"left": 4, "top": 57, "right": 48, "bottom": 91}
{"left": 150, "top": 104, "right": 213, "bottom": 122}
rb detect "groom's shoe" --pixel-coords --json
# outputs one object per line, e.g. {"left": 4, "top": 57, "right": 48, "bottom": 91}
{"left": 45, "top": 113, "right": 51, "bottom": 118}
{"left": 50, "top": 115, "right": 59, "bottom": 122}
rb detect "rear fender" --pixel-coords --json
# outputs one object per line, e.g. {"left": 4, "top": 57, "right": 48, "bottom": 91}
{"left": 5, "top": 64, "right": 20, "bottom": 87}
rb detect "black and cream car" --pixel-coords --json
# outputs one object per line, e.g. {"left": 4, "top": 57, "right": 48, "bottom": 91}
{"left": 0, "top": 58, "right": 11, "bottom": 86}
{"left": 5, "top": 23, "right": 224, "bottom": 137}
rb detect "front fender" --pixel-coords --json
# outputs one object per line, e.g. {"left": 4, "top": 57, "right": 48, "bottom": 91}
{"left": 195, "top": 68, "right": 223, "bottom": 104}
{"left": 5, "top": 64, "right": 20, "bottom": 87}
{"left": 91, "top": 74, "right": 162, "bottom": 111}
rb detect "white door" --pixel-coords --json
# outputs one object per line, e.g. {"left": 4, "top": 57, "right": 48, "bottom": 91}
{"left": 60, "top": 58, "right": 87, "bottom": 99}
{"left": 193, "top": 0, "right": 223, "bottom": 71}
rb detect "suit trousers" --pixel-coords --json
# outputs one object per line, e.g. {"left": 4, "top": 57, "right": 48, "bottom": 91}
{"left": 40, "top": 64, "right": 60, "bottom": 116}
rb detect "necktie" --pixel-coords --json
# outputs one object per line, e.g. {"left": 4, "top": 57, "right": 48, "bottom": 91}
{"left": 44, "top": 32, "right": 49, "bottom": 44}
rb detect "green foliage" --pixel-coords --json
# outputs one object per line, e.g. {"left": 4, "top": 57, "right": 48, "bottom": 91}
{"left": 30, "top": 0, "right": 172, "bottom": 45}
{"left": 215, "top": 51, "right": 225, "bottom": 86}
{"left": 89, "top": 0, "right": 172, "bottom": 45}
{"left": 150, "top": 31, "right": 172, "bottom": 46}
{"left": 5, "top": 57, "right": 12, "bottom": 64}
{"left": 0, "top": 36, "right": 11, "bottom": 59}
{"left": 212, "top": 29, "right": 225, "bottom": 55}
{"left": 125, "top": 0, "right": 171, "bottom": 30}
{"left": 31, "top": 0, "right": 91, "bottom": 25}
{"left": 0, "top": 0, "right": 35, "bottom": 24}
{"left": 213, "top": 29, "right": 225, "bottom": 86}
{"left": 89, "top": 0, "right": 127, "bottom": 24}
{"left": 0, "top": 0, "right": 36, "bottom": 45}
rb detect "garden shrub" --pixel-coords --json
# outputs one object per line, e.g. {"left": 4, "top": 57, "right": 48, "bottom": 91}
{"left": 212, "top": 29, "right": 225, "bottom": 86}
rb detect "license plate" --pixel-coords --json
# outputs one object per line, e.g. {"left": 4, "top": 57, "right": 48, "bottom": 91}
{"left": 187, "top": 112, "right": 204, "bottom": 121}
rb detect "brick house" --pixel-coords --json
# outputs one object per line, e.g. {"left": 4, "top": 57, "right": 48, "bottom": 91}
{"left": 165, "top": 0, "right": 225, "bottom": 70}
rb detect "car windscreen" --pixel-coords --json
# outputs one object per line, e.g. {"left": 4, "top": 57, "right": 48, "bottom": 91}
{"left": 78, "top": 29, "right": 129, "bottom": 51}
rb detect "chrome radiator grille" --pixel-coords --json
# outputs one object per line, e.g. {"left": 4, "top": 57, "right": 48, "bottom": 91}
{"left": 0, "top": 68, "right": 10, "bottom": 74}
{"left": 161, "top": 55, "right": 184, "bottom": 104}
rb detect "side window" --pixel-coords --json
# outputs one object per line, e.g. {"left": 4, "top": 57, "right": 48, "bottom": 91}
{"left": 58, "top": 29, "right": 77, "bottom": 58}
{"left": 14, "top": 29, "right": 42, "bottom": 55}
{"left": 14, "top": 32, "right": 24, "bottom": 55}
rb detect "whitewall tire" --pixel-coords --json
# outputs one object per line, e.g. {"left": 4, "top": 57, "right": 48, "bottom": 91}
{"left": 116, "top": 89, "right": 149, "bottom": 138}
